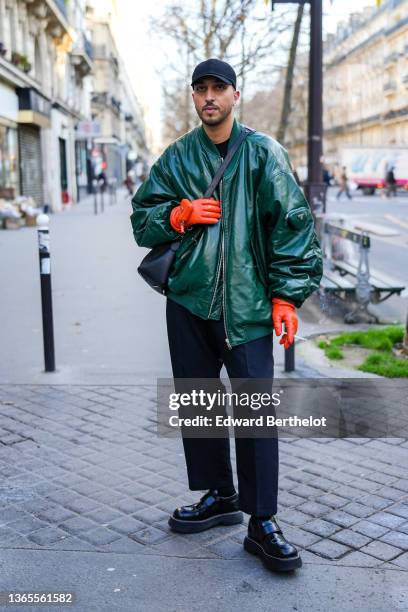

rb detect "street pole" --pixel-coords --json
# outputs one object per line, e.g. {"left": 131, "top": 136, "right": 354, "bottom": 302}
{"left": 37, "top": 214, "right": 56, "bottom": 372}
{"left": 92, "top": 179, "right": 98, "bottom": 215}
{"left": 272, "top": 0, "right": 326, "bottom": 214}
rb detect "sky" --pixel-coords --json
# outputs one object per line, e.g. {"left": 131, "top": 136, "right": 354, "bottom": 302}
{"left": 114, "top": 0, "right": 380, "bottom": 151}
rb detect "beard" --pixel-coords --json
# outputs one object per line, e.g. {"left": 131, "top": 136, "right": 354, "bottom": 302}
{"left": 196, "top": 104, "right": 233, "bottom": 126}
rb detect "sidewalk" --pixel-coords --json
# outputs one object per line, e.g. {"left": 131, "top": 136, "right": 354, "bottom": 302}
{"left": 0, "top": 190, "right": 406, "bottom": 610}
{"left": 0, "top": 384, "right": 407, "bottom": 611}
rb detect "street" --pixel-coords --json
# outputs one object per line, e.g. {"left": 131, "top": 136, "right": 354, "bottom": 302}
{"left": 325, "top": 187, "right": 408, "bottom": 323}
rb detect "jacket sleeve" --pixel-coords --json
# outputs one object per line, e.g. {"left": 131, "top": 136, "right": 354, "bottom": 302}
{"left": 258, "top": 153, "right": 323, "bottom": 309}
{"left": 130, "top": 155, "right": 181, "bottom": 248}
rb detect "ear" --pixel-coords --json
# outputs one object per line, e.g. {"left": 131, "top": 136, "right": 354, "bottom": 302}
{"left": 233, "top": 90, "right": 241, "bottom": 105}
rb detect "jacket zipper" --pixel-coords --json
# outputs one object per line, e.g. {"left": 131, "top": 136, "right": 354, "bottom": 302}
{"left": 221, "top": 178, "right": 232, "bottom": 350}
{"left": 207, "top": 156, "right": 232, "bottom": 350}
{"left": 207, "top": 155, "right": 224, "bottom": 319}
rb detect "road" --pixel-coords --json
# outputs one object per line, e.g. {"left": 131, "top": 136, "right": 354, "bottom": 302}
{"left": 325, "top": 187, "right": 408, "bottom": 323}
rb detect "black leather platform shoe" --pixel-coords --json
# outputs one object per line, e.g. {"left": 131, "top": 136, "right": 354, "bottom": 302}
{"left": 168, "top": 489, "right": 243, "bottom": 534}
{"left": 244, "top": 516, "right": 302, "bottom": 572}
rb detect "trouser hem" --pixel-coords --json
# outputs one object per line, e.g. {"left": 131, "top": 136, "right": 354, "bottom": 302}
{"left": 188, "top": 482, "right": 236, "bottom": 491}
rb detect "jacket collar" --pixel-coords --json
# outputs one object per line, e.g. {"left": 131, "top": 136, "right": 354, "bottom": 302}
{"left": 198, "top": 117, "right": 242, "bottom": 157}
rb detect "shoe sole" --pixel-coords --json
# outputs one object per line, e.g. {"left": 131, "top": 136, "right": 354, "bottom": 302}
{"left": 244, "top": 536, "right": 302, "bottom": 572}
{"left": 168, "top": 511, "right": 243, "bottom": 534}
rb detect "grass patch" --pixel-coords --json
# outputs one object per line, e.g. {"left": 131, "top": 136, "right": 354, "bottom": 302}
{"left": 325, "top": 346, "right": 344, "bottom": 360}
{"left": 316, "top": 325, "right": 407, "bottom": 377}
{"left": 358, "top": 352, "right": 408, "bottom": 378}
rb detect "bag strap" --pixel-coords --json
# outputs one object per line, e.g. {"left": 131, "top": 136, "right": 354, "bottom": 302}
{"left": 204, "top": 126, "right": 255, "bottom": 198}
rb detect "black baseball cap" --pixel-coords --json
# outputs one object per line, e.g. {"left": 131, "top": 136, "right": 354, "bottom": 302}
{"left": 191, "top": 59, "right": 237, "bottom": 89}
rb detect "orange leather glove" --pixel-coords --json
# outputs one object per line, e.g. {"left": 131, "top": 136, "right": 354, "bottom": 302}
{"left": 271, "top": 297, "right": 298, "bottom": 350}
{"left": 170, "top": 198, "right": 221, "bottom": 234}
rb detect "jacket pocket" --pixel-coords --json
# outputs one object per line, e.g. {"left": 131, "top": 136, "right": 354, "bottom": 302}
{"left": 285, "top": 206, "right": 313, "bottom": 231}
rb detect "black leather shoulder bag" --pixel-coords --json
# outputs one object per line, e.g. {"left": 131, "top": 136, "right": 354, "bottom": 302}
{"left": 137, "top": 126, "right": 255, "bottom": 294}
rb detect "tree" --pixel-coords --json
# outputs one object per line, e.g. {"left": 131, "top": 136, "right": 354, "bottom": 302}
{"left": 276, "top": 2, "right": 304, "bottom": 146}
{"left": 150, "top": 0, "right": 295, "bottom": 145}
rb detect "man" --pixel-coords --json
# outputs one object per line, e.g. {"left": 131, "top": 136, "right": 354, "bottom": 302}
{"left": 385, "top": 166, "right": 397, "bottom": 198}
{"left": 130, "top": 59, "right": 323, "bottom": 573}
{"left": 336, "top": 166, "right": 352, "bottom": 200}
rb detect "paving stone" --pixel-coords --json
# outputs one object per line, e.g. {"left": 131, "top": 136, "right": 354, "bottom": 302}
{"left": 79, "top": 527, "right": 122, "bottom": 546}
{"left": 134, "top": 489, "right": 169, "bottom": 505}
{"left": 392, "top": 479, "right": 408, "bottom": 493}
{"left": 289, "top": 484, "right": 322, "bottom": 499}
{"left": 358, "top": 494, "right": 394, "bottom": 511}
{"left": 112, "top": 497, "right": 148, "bottom": 514}
{"left": 331, "top": 529, "right": 371, "bottom": 549}
{"left": 309, "top": 539, "right": 350, "bottom": 560}
{"left": 387, "top": 502, "right": 408, "bottom": 520}
{"left": 324, "top": 510, "right": 359, "bottom": 528}
{"left": 369, "top": 512, "right": 407, "bottom": 529}
{"left": 332, "top": 485, "right": 367, "bottom": 500}
{"left": 107, "top": 516, "right": 145, "bottom": 535}
{"left": 278, "top": 491, "right": 306, "bottom": 507}
{"left": 390, "top": 552, "right": 408, "bottom": 570}
{"left": 59, "top": 515, "right": 97, "bottom": 535}
{"left": 205, "top": 537, "right": 248, "bottom": 559}
{"left": 303, "top": 519, "right": 341, "bottom": 538}
{"left": 341, "top": 502, "right": 374, "bottom": 519}
{"left": 63, "top": 496, "right": 101, "bottom": 514}
{"left": 398, "top": 522, "right": 408, "bottom": 535}
{"left": 365, "top": 472, "right": 398, "bottom": 485}
{"left": 83, "top": 506, "right": 125, "bottom": 525}
{"left": 359, "top": 540, "right": 403, "bottom": 561}
{"left": 379, "top": 531, "right": 408, "bottom": 550}
{"left": 129, "top": 525, "right": 170, "bottom": 545}
{"left": 0, "top": 506, "right": 30, "bottom": 526}
{"left": 279, "top": 509, "right": 313, "bottom": 527}
{"left": 36, "top": 505, "right": 77, "bottom": 524}
{"left": 280, "top": 525, "right": 321, "bottom": 548}
{"left": 337, "top": 551, "right": 382, "bottom": 567}
{"left": 86, "top": 488, "right": 127, "bottom": 505}
{"left": 133, "top": 506, "right": 169, "bottom": 525}
{"left": 297, "top": 501, "right": 331, "bottom": 518}
{"left": 0, "top": 526, "right": 25, "bottom": 544}
{"left": 27, "top": 526, "right": 69, "bottom": 546}
{"left": 375, "top": 486, "right": 407, "bottom": 502}
{"left": 315, "top": 493, "right": 348, "bottom": 509}
{"left": 351, "top": 520, "right": 390, "bottom": 539}
{"left": 6, "top": 515, "right": 48, "bottom": 535}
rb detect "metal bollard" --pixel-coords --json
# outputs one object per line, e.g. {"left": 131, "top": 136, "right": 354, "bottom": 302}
{"left": 92, "top": 179, "right": 98, "bottom": 215}
{"left": 284, "top": 342, "right": 295, "bottom": 373}
{"left": 37, "top": 214, "right": 56, "bottom": 372}
{"left": 109, "top": 179, "right": 114, "bottom": 206}
{"left": 113, "top": 177, "right": 117, "bottom": 205}
{"left": 99, "top": 180, "right": 105, "bottom": 213}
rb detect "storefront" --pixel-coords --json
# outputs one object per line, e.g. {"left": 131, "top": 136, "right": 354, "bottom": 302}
{"left": 17, "top": 88, "right": 51, "bottom": 207}
{"left": 0, "top": 81, "right": 19, "bottom": 200}
{"left": 75, "top": 120, "right": 102, "bottom": 200}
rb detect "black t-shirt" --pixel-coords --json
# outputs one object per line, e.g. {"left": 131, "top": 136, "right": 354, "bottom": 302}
{"left": 214, "top": 139, "right": 229, "bottom": 159}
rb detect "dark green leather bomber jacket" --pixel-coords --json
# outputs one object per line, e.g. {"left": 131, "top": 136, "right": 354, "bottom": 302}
{"left": 130, "top": 119, "right": 323, "bottom": 349}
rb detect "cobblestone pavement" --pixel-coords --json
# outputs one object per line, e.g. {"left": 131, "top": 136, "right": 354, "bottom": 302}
{"left": 0, "top": 385, "right": 407, "bottom": 572}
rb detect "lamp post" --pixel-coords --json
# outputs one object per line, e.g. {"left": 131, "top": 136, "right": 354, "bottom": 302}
{"left": 272, "top": 0, "right": 325, "bottom": 214}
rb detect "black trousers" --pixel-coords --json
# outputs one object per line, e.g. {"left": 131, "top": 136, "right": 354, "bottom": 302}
{"left": 166, "top": 298, "right": 278, "bottom": 515}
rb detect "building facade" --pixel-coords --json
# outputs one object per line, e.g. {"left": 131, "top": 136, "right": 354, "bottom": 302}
{"left": 86, "top": 5, "right": 148, "bottom": 186}
{"left": 0, "top": 0, "right": 95, "bottom": 211}
{"left": 287, "top": 0, "right": 408, "bottom": 177}
{"left": 0, "top": 0, "right": 147, "bottom": 212}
